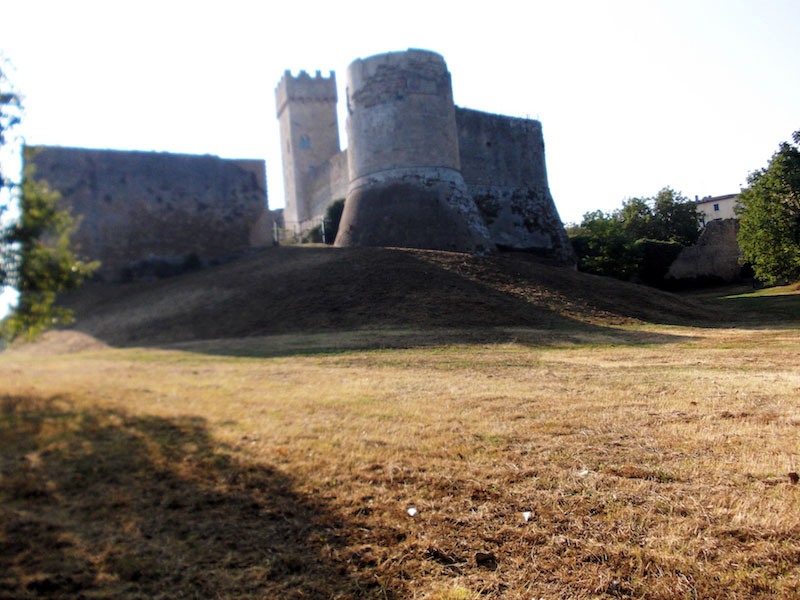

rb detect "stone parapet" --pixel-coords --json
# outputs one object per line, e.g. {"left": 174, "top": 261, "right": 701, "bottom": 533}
{"left": 275, "top": 70, "right": 337, "bottom": 117}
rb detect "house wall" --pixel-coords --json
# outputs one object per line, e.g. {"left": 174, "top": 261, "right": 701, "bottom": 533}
{"left": 697, "top": 194, "right": 739, "bottom": 225}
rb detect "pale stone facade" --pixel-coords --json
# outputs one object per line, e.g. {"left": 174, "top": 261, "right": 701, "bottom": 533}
{"left": 275, "top": 70, "right": 341, "bottom": 229}
{"left": 696, "top": 193, "right": 739, "bottom": 226}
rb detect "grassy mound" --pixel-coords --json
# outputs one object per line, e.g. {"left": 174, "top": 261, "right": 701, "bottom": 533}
{"left": 59, "top": 246, "right": 716, "bottom": 346}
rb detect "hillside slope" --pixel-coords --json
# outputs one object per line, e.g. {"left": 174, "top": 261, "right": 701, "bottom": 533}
{"left": 56, "top": 246, "right": 717, "bottom": 347}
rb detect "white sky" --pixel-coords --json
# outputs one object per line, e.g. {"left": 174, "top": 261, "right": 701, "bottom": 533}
{"left": 1, "top": 0, "right": 799, "bottom": 316}
{"left": 0, "top": 0, "right": 800, "bottom": 314}
{"left": 3, "top": 0, "right": 799, "bottom": 223}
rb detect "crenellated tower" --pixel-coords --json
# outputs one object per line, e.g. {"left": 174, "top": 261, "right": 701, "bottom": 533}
{"left": 275, "top": 70, "right": 340, "bottom": 228}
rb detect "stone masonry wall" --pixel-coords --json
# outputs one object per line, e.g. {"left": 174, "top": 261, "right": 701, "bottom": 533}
{"left": 304, "top": 150, "right": 349, "bottom": 229}
{"left": 275, "top": 71, "right": 340, "bottom": 228}
{"left": 336, "top": 49, "right": 493, "bottom": 253}
{"left": 277, "top": 50, "right": 576, "bottom": 264}
{"left": 455, "top": 108, "right": 575, "bottom": 264}
{"left": 27, "top": 146, "right": 274, "bottom": 280}
{"left": 667, "top": 219, "right": 743, "bottom": 283}
{"left": 345, "top": 50, "right": 462, "bottom": 181}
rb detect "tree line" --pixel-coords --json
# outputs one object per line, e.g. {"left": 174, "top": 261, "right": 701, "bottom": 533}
{"left": 737, "top": 130, "right": 800, "bottom": 284}
{"left": 568, "top": 129, "right": 800, "bottom": 288}
{"left": 567, "top": 187, "right": 700, "bottom": 287}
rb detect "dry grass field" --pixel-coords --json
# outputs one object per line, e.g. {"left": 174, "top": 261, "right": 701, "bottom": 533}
{"left": 2, "top": 247, "right": 800, "bottom": 599}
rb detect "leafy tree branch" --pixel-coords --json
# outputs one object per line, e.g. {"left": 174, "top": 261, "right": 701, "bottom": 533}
{"left": 737, "top": 130, "right": 800, "bottom": 284}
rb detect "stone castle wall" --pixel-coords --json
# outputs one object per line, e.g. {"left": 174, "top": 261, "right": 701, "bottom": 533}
{"left": 667, "top": 219, "right": 744, "bottom": 283}
{"left": 335, "top": 49, "right": 493, "bottom": 253}
{"left": 304, "top": 150, "right": 348, "bottom": 229}
{"left": 275, "top": 70, "right": 340, "bottom": 228}
{"left": 455, "top": 108, "right": 574, "bottom": 263}
{"left": 344, "top": 50, "right": 462, "bottom": 180}
{"left": 27, "top": 146, "right": 273, "bottom": 280}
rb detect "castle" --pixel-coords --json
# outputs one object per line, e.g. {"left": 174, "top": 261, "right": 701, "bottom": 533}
{"left": 277, "top": 48, "right": 574, "bottom": 263}
{"left": 27, "top": 48, "right": 575, "bottom": 281}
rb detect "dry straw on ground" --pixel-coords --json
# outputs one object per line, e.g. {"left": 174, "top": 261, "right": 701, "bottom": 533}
{"left": 2, "top": 323, "right": 799, "bottom": 599}
{"left": 2, "top": 248, "right": 799, "bottom": 598}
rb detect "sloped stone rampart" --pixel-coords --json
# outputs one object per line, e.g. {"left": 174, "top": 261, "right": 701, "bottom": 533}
{"left": 456, "top": 108, "right": 575, "bottom": 264}
{"left": 337, "top": 49, "right": 493, "bottom": 253}
{"left": 337, "top": 168, "right": 493, "bottom": 253}
{"left": 667, "top": 219, "right": 743, "bottom": 283}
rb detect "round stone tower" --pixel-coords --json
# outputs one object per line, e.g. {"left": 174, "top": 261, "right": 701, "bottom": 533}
{"left": 334, "top": 49, "right": 493, "bottom": 253}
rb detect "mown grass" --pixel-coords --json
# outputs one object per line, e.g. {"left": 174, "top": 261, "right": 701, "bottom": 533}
{"left": 697, "top": 282, "right": 800, "bottom": 323}
{"left": 2, "top": 316, "right": 800, "bottom": 599}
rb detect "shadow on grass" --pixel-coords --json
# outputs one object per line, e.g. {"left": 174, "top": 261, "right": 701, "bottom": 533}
{"left": 0, "top": 394, "right": 387, "bottom": 599}
{"left": 164, "top": 326, "right": 696, "bottom": 360}
{"left": 710, "top": 293, "right": 800, "bottom": 324}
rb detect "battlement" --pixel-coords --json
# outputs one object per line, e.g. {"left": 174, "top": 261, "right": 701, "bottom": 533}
{"left": 275, "top": 69, "right": 337, "bottom": 117}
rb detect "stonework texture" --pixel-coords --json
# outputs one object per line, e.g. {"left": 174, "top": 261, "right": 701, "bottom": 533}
{"left": 336, "top": 168, "right": 493, "bottom": 253}
{"left": 277, "top": 48, "right": 575, "bottom": 264}
{"left": 455, "top": 108, "right": 575, "bottom": 264}
{"left": 336, "top": 50, "right": 493, "bottom": 253}
{"left": 27, "top": 146, "right": 273, "bottom": 280}
{"left": 667, "top": 219, "right": 743, "bottom": 283}
{"left": 275, "top": 70, "right": 340, "bottom": 229}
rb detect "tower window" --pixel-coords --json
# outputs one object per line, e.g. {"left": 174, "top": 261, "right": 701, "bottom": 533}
{"left": 299, "top": 136, "right": 311, "bottom": 149}
{"left": 713, "top": 203, "right": 720, "bottom": 211}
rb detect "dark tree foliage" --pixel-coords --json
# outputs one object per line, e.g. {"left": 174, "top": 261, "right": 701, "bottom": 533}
{"left": 737, "top": 130, "right": 800, "bottom": 284}
{"left": 322, "top": 198, "right": 345, "bottom": 244}
{"left": 1, "top": 62, "right": 97, "bottom": 340}
{"left": 650, "top": 188, "right": 702, "bottom": 246}
{"left": 568, "top": 211, "right": 637, "bottom": 280}
{"left": 301, "top": 224, "right": 323, "bottom": 244}
{"left": 568, "top": 187, "right": 700, "bottom": 285}
{"left": 632, "top": 239, "right": 685, "bottom": 287}
{"left": 300, "top": 199, "right": 346, "bottom": 245}
{"left": 2, "top": 162, "right": 98, "bottom": 340}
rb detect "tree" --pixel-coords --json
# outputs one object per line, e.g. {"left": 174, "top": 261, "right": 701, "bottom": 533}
{"left": 0, "top": 58, "right": 22, "bottom": 286}
{"left": 1, "top": 61, "right": 97, "bottom": 340}
{"left": 568, "top": 187, "right": 700, "bottom": 285}
{"left": 737, "top": 130, "right": 800, "bottom": 284}
{"left": 1, "top": 161, "right": 98, "bottom": 340}
{"left": 322, "top": 198, "right": 345, "bottom": 244}
{"left": 617, "top": 197, "right": 653, "bottom": 241}
{"left": 568, "top": 210, "right": 638, "bottom": 279}
{"left": 302, "top": 198, "right": 346, "bottom": 245}
{"left": 650, "top": 187, "right": 701, "bottom": 246}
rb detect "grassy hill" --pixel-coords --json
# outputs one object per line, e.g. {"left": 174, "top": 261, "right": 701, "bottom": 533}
{"left": 58, "top": 246, "right": 719, "bottom": 348}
